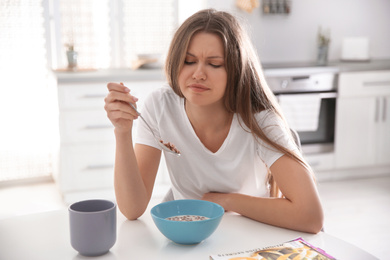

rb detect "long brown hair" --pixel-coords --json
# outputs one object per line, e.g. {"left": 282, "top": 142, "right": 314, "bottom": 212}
{"left": 165, "top": 9, "right": 313, "bottom": 197}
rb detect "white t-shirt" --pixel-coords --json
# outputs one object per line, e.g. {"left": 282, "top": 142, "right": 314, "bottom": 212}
{"left": 135, "top": 86, "right": 298, "bottom": 200}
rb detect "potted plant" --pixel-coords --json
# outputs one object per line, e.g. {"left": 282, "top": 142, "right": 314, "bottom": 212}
{"left": 65, "top": 43, "right": 78, "bottom": 70}
{"left": 317, "top": 27, "right": 331, "bottom": 66}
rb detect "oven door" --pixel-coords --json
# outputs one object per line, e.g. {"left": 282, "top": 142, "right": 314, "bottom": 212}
{"left": 276, "top": 92, "right": 337, "bottom": 155}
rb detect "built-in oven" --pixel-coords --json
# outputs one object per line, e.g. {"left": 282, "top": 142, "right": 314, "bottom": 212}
{"left": 264, "top": 67, "right": 339, "bottom": 158}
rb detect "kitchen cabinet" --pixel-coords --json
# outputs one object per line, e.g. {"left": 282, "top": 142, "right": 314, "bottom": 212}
{"left": 54, "top": 79, "right": 169, "bottom": 203}
{"left": 335, "top": 70, "right": 390, "bottom": 169}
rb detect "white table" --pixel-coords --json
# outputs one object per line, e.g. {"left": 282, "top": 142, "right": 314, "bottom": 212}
{"left": 0, "top": 207, "right": 378, "bottom": 260}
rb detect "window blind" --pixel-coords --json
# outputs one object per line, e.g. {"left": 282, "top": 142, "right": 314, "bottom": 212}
{"left": 56, "top": 0, "right": 176, "bottom": 69}
{"left": 0, "top": 0, "right": 56, "bottom": 182}
{"left": 58, "top": 0, "right": 111, "bottom": 69}
{"left": 121, "top": 0, "right": 176, "bottom": 67}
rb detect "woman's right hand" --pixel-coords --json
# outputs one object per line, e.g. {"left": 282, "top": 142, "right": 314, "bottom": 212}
{"left": 104, "top": 82, "right": 139, "bottom": 133}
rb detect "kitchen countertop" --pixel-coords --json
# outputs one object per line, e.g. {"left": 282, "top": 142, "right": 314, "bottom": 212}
{"left": 52, "top": 67, "right": 166, "bottom": 83}
{"left": 52, "top": 59, "right": 390, "bottom": 83}
{"left": 262, "top": 59, "right": 390, "bottom": 72}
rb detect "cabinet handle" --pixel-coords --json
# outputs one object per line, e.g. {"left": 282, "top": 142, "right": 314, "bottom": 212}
{"left": 84, "top": 125, "right": 113, "bottom": 129}
{"left": 383, "top": 97, "right": 387, "bottom": 122}
{"left": 85, "top": 164, "right": 114, "bottom": 170}
{"left": 375, "top": 98, "right": 380, "bottom": 122}
{"left": 363, "top": 81, "right": 390, "bottom": 87}
{"left": 292, "top": 76, "right": 310, "bottom": 81}
{"left": 82, "top": 94, "right": 106, "bottom": 98}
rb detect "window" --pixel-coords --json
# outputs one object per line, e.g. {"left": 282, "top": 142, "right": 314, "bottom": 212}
{"left": 0, "top": 0, "right": 56, "bottom": 182}
{"left": 53, "top": 0, "right": 177, "bottom": 69}
{"left": 121, "top": 0, "right": 176, "bottom": 68}
{"left": 0, "top": 0, "right": 177, "bottom": 183}
{"left": 55, "top": 0, "right": 111, "bottom": 69}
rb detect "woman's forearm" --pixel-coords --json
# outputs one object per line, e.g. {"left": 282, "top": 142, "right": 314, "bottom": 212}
{"left": 225, "top": 193, "right": 324, "bottom": 234}
{"left": 202, "top": 158, "right": 324, "bottom": 234}
{"left": 113, "top": 130, "right": 149, "bottom": 220}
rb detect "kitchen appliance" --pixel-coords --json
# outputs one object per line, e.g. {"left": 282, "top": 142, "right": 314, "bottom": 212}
{"left": 264, "top": 67, "right": 339, "bottom": 158}
{"left": 341, "top": 37, "right": 370, "bottom": 61}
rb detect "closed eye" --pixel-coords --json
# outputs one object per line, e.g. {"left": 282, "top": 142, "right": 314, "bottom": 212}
{"left": 184, "top": 60, "right": 195, "bottom": 65}
{"left": 210, "top": 64, "right": 222, "bottom": 68}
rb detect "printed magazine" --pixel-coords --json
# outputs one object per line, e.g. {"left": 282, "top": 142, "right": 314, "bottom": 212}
{"left": 210, "top": 237, "right": 336, "bottom": 260}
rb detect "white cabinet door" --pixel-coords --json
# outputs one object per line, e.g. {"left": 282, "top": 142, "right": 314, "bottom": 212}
{"left": 335, "top": 97, "right": 377, "bottom": 168}
{"left": 335, "top": 70, "right": 390, "bottom": 169}
{"left": 377, "top": 96, "right": 390, "bottom": 165}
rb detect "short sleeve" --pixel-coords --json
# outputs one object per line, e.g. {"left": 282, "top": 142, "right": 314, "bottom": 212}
{"left": 256, "top": 110, "right": 298, "bottom": 168}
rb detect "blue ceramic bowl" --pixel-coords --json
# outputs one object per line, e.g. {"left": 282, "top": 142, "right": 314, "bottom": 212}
{"left": 150, "top": 199, "right": 224, "bottom": 245}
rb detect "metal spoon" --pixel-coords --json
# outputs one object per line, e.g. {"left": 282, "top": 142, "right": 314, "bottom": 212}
{"left": 129, "top": 103, "right": 181, "bottom": 156}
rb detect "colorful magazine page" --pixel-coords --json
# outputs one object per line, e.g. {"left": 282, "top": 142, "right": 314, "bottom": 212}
{"left": 209, "top": 237, "right": 336, "bottom": 260}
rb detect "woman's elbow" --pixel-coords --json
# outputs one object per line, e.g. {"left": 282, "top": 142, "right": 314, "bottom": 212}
{"left": 303, "top": 208, "right": 324, "bottom": 234}
{"left": 306, "top": 219, "right": 324, "bottom": 234}
{"left": 124, "top": 214, "right": 140, "bottom": 221}
{"left": 118, "top": 205, "right": 146, "bottom": 221}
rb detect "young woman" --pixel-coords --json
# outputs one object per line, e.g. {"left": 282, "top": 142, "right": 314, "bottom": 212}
{"left": 104, "top": 9, "right": 324, "bottom": 233}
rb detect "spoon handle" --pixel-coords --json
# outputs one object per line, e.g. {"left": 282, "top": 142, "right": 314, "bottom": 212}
{"left": 129, "top": 103, "right": 156, "bottom": 138}
{"left": 129, "top": 102, "right": 141, "bottom": 116}
{"left": 129, "top": 101, "right": 180, "bottom": 156}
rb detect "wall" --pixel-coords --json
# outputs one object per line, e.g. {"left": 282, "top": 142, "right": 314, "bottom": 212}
{"left": 203, "top": 0, "right": 390, "bottom": 63}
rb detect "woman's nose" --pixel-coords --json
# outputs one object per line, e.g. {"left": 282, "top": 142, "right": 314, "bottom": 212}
{"left": 192, "top": 64, "right": 206, "bottom": 80}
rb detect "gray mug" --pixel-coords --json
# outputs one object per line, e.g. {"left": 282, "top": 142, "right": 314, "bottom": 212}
{"left": 69, "top": 199, "right": 116, "bottom": 256}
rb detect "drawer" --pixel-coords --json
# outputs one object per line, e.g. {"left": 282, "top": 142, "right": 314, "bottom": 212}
{"left": 339, "top": 70, "right": 390, "bottom": 97}
{"left": 58, "top": 83, "right": 107, "bottom": 109}
{"left": 59, "top": 109, "right": 115, "bottom": 143}
{"left": 304, "top": 153, "right": 335, "bottom": 171}
{"left": 59, "top": 143, "right": 115, "bottom": 192}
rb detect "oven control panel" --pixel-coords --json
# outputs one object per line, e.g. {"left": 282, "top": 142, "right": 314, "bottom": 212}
{"left": 264, "top": 67, "right": 339, "bottom": 94}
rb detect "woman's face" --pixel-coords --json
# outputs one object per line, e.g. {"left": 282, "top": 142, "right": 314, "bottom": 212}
{"left": 178, "top": 32, "right": 227, "bottom": 108}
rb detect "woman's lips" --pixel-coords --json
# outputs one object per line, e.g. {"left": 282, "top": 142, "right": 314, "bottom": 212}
{"left": 188, "top": 83, "right": 210, "bottom": 92}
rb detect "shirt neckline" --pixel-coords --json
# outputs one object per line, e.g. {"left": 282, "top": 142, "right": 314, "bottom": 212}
{"left": 180, "top": 98, "right": 236, "bottom": 155}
